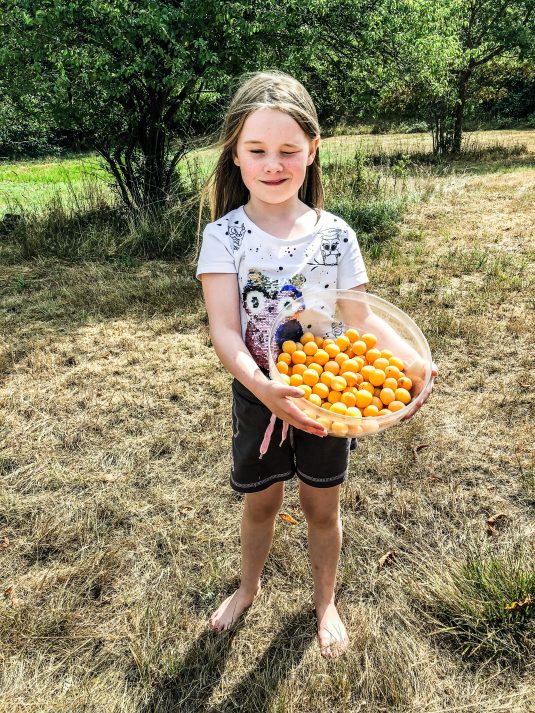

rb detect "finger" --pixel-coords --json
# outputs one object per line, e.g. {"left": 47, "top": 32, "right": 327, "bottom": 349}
{"left": 291, "top": 408, "right": 328, "bottom": 435}
{"left": 296, "top": 414, "right": 328, "bottom": 436}
{"left": 286, "top": 387, "right": 308, "bottom": 399}
{"left": 280, "top": 391, "right": 328, "bottom": 435}
{"left": 290, "top": 418, "right": 327, "bottom": 436}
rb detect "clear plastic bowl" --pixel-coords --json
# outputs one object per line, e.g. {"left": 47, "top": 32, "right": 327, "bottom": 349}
{"left": 267, "top": 289, "right": 433, "bottom": 438}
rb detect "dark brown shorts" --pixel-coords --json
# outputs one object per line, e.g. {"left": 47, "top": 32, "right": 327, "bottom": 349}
{"left": 230, "top": 378, "right": 357, "bottom": 494}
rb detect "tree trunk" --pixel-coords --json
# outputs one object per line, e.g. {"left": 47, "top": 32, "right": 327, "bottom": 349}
{"left": 452, "top": 71, "right": 470, "bottom": 155}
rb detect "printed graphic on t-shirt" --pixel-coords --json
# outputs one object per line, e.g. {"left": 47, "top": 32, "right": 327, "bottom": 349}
{"left": 228, "top": 222, "right": 246, "bottom": 251}
{"left": 242, "top": 269, "right": 305, "bottom": 370}
{"left": 196, "top": 206, "right": 369, "bottom": 372}
{"left": 306, "top": 228, "right": 345, "bottom": 269}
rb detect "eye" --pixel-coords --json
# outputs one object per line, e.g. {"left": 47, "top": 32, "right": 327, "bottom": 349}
{"left": 245, "top": 290, "right": 267, "bottom": 313}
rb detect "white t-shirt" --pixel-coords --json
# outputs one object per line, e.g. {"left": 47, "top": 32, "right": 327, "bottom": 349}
{"left": 196, "top": 204, "right": 369, "bottom": 371}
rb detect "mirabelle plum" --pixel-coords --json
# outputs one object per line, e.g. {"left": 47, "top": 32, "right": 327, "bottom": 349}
{"left": 324, "top": 360, "right": 340, "bottom": 375}
{"left": 395, "top": 388, "right": 411, "bottom": 405}
{"left": 300, "top": 332, "right": 315, "bottom": 345}
{"left": 282, "top": 340, "right": 297, "bottom": 354}
{"left": 330, "top": 375, "right": 348, "bottom": 392}
{"left": 362, "top": 333, "right": 377, "bottom": 349}
{"left": 303, "top": 341, "right": 319, "bottom": 356}
{"left": 302, "top": 369, "right": 320, "bottom": 387}
{"left": 313, "top": 349, "right": 329, "bottom": 366}
{"left": 312, "top": 382, "right": 329, "bottom": 400}
{"left": 355, "top": 390, "right": 373, "bottom": 409}
{"left": 332, "top": 421, "right": 349, "bottom": 436}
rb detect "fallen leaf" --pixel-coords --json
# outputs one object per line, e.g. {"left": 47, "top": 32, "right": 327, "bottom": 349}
{"left": 279, "top": 513, "right": 298, "bottom": 524}
{"left": 486, "top": 512, "right": 508, "bottom": 535}
{"left": 427, "top": 475, "right": 445, "bottom": 483}
{"left": 505, "top": 594, "right": 532, "bottom": 613}
{"left": 412, "top": 443, "right": 430, "bottom": 457}
{"left": 179, "top": 505, "right": 194, "bottom": 515}
{"left": 3, "top": 585, "right": 13, "bottom": 599}
{"left": 378, "top": 550, "right": 398, "bottom": 568}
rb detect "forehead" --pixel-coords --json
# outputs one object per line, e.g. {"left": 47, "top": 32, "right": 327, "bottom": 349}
{"left": 239, "top": 107, "right": 308, "bottom": 145}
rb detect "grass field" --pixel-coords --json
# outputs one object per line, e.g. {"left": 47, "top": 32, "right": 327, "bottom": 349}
{"left": 1, "top": 130, "right": 534, "bottom": 712}
{"left": 1, "top": 128, "right": 534, "bottom": 215}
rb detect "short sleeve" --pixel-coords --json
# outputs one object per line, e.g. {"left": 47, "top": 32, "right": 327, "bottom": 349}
{"left": 195, "top": 224, "right": 236, "bottom": 280}
{"left": 337, "top": 226, "right": 369, "bottom": 289}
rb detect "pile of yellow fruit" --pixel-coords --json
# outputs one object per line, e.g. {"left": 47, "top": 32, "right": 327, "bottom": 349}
{"left": 275, "top": 328, "right": 413, "bottom": 436}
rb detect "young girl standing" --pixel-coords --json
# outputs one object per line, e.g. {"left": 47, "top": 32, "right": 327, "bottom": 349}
{"left": 196, "top": 70, "right": 435, "bottom": 658}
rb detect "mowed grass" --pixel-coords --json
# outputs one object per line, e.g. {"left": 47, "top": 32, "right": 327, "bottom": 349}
{"left": 1, "top": 133, "right": 534, "bottom": 712}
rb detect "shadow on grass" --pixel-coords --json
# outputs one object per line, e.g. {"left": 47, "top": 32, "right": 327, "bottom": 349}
{"left": 142, "top": 609, "right": 316, "bottom": 713}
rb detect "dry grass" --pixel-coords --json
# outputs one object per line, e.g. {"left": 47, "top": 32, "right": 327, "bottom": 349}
{"left": 1, "top": 143, "right": 534, "bottom": 712}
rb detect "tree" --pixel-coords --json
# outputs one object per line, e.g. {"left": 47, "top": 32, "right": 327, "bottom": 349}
{"left": 0, "top": 0, "right": 332, "bottom": 212}
{"left": 374, "top": 0, "right": 535, "bottom": 154}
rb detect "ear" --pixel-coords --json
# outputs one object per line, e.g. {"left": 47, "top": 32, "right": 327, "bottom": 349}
{"left": 232, "top": 148, "right": 240, "bottom": 167}
{"left": 307, "top": 136, "right": 320, "bottom": 165}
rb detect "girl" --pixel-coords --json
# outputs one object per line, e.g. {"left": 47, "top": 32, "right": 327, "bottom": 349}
{"left": 195, "top": 70, "right": 436, "bottom": 659}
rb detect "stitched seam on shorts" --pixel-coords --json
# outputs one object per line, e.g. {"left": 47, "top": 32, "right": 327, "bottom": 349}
{"left": 296, "top": 467, "right": 347, "bottom": 483}
{"left": 230, "top": 469, "right": 294, "bottom": 490}
{"left": 232, "top": 398, "right": 239, "bottom": 440}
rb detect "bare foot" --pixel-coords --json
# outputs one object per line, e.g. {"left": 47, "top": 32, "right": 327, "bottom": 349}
{"left": 315, "top": 601, "right": 350, "bottom": 659}
{"left": 208, "top": 582, "right": 262, "bottom": 631}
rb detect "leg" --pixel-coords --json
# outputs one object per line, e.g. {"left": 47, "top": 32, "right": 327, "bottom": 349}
{"left": 209, "top": 481, "right": 284, "bottom": 631}
{"left": 298, "top": 479, "right": 349, "bottom": 658}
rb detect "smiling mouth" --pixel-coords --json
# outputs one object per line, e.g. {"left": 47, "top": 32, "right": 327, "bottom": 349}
{"left": 261, "top": 179, "right": 287, "bottom": 185}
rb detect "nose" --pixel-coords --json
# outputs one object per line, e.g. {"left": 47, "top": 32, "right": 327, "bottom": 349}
{"left": 264, "top": 154, "right": 284, "bottom": 172}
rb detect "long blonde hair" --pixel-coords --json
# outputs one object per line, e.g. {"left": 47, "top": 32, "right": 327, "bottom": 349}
{"left": 195, "top": 70, "right": 323, "bottom": 252}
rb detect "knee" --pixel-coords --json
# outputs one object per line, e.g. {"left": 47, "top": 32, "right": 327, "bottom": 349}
{"left": 244, "top": 486, "right": 284, "bottom": 522}
{"left": 302, "top": 507, "right": 340, "bottom": 529}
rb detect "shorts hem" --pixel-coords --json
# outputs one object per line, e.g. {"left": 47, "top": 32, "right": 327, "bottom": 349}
{"left": 296, "top": 467, "right": 347, "bottom": 489}
{"left": 230, "top": 469, "right": 294, "bottom": 494}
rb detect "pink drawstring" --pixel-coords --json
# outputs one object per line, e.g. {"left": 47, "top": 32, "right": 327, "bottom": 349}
{"left": 280, "top": 420, "right": 289, "bottom": 446}
{"left": 259, "top": 414, "right": 289, "bottom": 459}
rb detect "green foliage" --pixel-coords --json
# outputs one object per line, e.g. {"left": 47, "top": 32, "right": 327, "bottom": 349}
{"left": 2, "top": 144, "right": 409, "bottom": 261}
{"left": 373, "top": 0, "right": 535, "bottom": 154}
{"left": 0, "top": 93, "right": 60, "bottom": 159}
{"left": 1, "top": 0, "right": 342, "bottom": 211}
{"left": 322, "top": 149, "right": 406, "bottom": 255}
{"left": 414, "top": 544, "right": 535, "bottom": 664}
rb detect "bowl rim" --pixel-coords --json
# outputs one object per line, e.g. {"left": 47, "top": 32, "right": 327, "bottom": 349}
{"left": 267, "top": 288, "right": 433, "bottom": 424}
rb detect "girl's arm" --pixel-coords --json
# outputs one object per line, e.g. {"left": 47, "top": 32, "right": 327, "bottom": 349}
{"left": 200, "top": 273, "right": 328, "bottom": 437}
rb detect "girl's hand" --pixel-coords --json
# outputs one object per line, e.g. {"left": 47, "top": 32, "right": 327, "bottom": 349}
{"left": 257, "top": 380, "right": 328, "bottom": 437}
{"left": 401, "top": 361, "right": 438, "bottom": 421}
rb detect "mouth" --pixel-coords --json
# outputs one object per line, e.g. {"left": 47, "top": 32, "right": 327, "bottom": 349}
{"left": 261, "top": 179, "right": 288, "bottom": 185}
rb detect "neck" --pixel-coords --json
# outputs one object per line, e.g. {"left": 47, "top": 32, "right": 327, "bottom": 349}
{"left": 245, "top": 195, "right": 306, "bottom": 222}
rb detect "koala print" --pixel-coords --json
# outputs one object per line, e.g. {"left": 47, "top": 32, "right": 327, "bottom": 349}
{"left": 229, "top": 222, "right": 246, "bottom": 251}
{"left": 307, "top": 228, "right": 345, "bottom": 270}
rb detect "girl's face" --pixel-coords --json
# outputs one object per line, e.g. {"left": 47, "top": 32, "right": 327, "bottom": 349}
{"left": 233, "top": 107, "right": 320, "bottom": 207}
